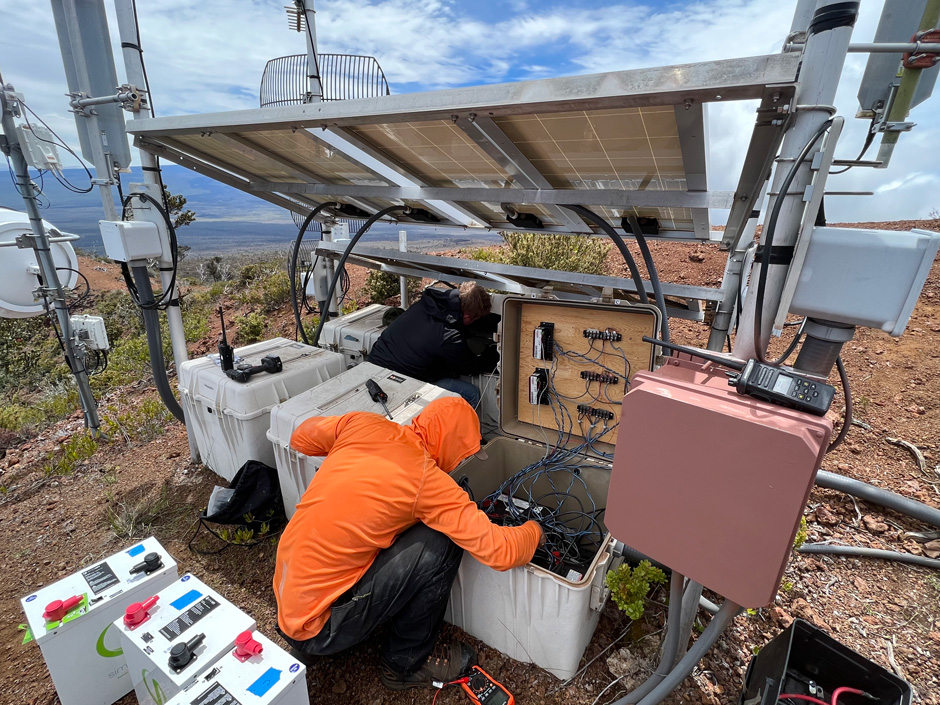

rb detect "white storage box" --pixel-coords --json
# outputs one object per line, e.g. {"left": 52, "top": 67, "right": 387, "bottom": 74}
{"left": 267, "top": 362, "right": 459, "bottom": 517}
{"left": 444, "top": 436, "right": 616, "bottom": 679}
{"left": 443, "top": 295, "right": 661, "bottom": 679}
{"left": 20, "top": 538, "right": 178, "bottom": 705}
{"left": 115, "top": 573, "right": 256, "bottom": 705}
{"left": 318, "top": 303, "right": 391, "bottom": 367}
{"left": 164, "top": 631, "right": 309, "bottom": 705}
{"left": 790, "top": 226, "right": 940, "bottom": 336}
{"left": 461, "top": 371, "right": 499, "bottom": 438}
{"left": 179, "top": 338, "right": 345, "bottom": 481}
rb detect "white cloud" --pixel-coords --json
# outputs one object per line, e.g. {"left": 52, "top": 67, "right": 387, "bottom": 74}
{"left": 1, "top": 0, "right": 938, "bottom": 223}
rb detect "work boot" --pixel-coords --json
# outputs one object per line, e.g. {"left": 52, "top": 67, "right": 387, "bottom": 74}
{"left": 380, "top": 641, "right": 477, "bottom": 690}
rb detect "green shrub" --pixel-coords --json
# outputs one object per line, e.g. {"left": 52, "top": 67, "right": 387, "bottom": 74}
{"left": 42, "top": 432, "right": 98, "bottom": 475}
{"left": 363, "top": 270, "right": 419, "bottom": 304}
{"left": 0, "top": 385, "right": 79, "bottom": 433}
{"left": 103, "top": 397, "right": 174, "bottom": 444}
{"left": 234, "top": 312, "right": 267, "bottom": 345}
{"left": 606, "top": 559, "right": 668, "bottom": 620}
{"left": 464, "top": 246, "right": 508, "bottom": 264}
{"left": 501, "top": 231, "right": 611, "bottom": 275}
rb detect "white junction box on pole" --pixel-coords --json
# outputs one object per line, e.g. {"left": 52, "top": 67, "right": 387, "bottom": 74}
{"left": 164, "top": 631, "right": 309, "bottom": 705}
{"left": 99, "top": 220, "right": 164, "bottom": 263}
{"left": 317, "top": 303, "right": 391, "bottom": 367}
{"left": 178, "top": 338, "right": 346, "bottom": 481}
{"left": 19, "top": 537, "right": 178, "bottom": 705}
{"left": 267, "top": 362, "right": 459, "bottom": 517}
{"left": 114, "top": 573, "right": 256, "bottom": 705}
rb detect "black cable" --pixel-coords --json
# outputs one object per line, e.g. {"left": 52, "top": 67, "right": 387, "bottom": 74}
{"left": 561, "top": 204, "right": 649, "bottom": 305}
{"left": 625, "top": 215, "right": 670, "bottom": 344}
{"left": 20, "top": 103, "right": 94, "bottom": 193}
{"left": 798, "top": 544, "right": 940, "bottom": 570}
{"left": 753, "top": 120, "right": 833, "bottom": 365}
{"left": 56, "top": 267, "right": 92, "bottom": 310}
{"left": 311, "top": 205, "right": 407, "bottom": 347}
{"left": 289, "top": 203, "right": 337, "bottom": 344}
{"left": 829, "top": 116, "right": 877, "bottom": 175}
{"left": 120, "top": 192, "right": 179, "bottom": 311}
{"left": 826, "top": 355, "right": 852, "bottom": 453}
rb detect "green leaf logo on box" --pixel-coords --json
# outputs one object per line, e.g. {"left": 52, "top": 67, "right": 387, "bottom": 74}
{"left": 142, "top": 669, "right": 167, "bottom": 705}
{"left": 95, "top": 624, "right": 124, "bottom": 658}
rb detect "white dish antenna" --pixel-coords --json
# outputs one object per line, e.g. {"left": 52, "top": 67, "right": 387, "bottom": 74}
{"left": 0, "top": 209, "right": 79, "bottom": 318}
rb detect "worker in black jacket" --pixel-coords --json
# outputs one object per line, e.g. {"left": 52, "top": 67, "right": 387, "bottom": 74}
{"left": 368, "top": 282, "right": 497, "bottom": 407}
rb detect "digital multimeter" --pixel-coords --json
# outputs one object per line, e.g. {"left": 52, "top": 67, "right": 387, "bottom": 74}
{"left": 728, "top": 359, "right": 835, "bottom": 416}
{"left": 461, "top": 666, "right": 515, "bottom": 705}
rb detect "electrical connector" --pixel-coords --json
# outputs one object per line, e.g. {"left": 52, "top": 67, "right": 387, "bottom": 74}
{"left": 528, "top": 368, "right": 550, "bottom": 405}
{"left": 582, "top": 328, "right": 622, "bottom": 341}
{"left": 579, "top": 370, "right": 619, "bottom": 384}
{"left": 576, "top": 404, "right": 615, "bottom": 421}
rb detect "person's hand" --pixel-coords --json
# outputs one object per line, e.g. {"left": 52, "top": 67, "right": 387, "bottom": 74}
{"left": 536, "top": 522, "right": 546, "bottom": 548}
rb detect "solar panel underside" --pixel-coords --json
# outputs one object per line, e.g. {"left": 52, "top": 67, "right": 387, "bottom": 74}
{"left": 344, "top": 106, "right": 693, "bottom": 230}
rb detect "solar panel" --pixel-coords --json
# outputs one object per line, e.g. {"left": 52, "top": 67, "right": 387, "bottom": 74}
{"left": 127, "top": 53, "right": 799, "bottom": 238}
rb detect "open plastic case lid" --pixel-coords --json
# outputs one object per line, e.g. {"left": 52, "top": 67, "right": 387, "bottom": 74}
{"left": 496, "top": 295, "right": 662, "bottom": 458}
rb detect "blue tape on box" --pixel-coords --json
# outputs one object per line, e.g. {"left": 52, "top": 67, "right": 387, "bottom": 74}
{"left": 169, "top": 589, "right": 202, "bottom": 610}
{"left": 247, "top": 668, "right": 281, "bottom": 697}
{"left": 127, "top": 544, "right": 145, "bottom": 557}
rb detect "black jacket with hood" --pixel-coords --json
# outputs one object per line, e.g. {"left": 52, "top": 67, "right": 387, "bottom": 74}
{"left": 367, "top": 288, "right": 497, "bottom": 382}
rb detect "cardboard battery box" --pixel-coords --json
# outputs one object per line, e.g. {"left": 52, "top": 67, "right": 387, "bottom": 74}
{"left": 178, "top": 338, "right": 345, "bottom": 481}
{"left": 114, "top": 573, "right": 255, "bottom": 705}
{"left": 20, "top": 537, "right": 178, "bottom": 705}
{"left": 165, "top": 631, "right": 309, "bottom": 705}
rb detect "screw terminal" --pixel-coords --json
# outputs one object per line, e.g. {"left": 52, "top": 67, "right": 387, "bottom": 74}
{"left": 582, "top": 328, "right": 622, "bottom": 341}
{"left": 579, "top": 370, "right": 619, "bottom": 384}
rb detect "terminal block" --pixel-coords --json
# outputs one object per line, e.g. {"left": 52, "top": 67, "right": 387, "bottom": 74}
{"left": 579, "top": 370, "right": 619, "bottom": 385}
{"left": 583, "top": 328, "right": 622, "bottom": 342}
{"left": 528, "top": 368, "right": 550, "bottom": 405}
{"left": 576, "top": 404, "right": 615, "bottom": 421}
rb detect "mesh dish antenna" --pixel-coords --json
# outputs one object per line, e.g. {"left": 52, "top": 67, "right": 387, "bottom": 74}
{"left": 50, "top": 0, "right": 132, "bottom": 169}
{"left": 0, "top": 209, "right": 79, "bottom": 318}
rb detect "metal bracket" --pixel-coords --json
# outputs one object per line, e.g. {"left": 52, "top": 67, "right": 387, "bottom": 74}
{"left": 601, "top": 287, "right": 614, "bottom": 304}
{"left": 881, "top": 121, "right": 916, "bottom": 133}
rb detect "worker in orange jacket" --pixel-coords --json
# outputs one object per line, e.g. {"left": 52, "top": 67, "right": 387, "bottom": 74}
{"left": 274, "top": 396, "right": 542, "bottom": 690}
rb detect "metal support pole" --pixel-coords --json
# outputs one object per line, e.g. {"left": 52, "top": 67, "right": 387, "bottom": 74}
{"left": 114, "top": 1, "right": 196, "bottom": 456}
{"left": 734, "top": 0, "right": 858, "bottom": 361}
{"left": 398, "top": 230, "right": 409, "bottom": 308}
{"left": 0, "top": 82, "right": 101, "bottom": 433}
{"left": 298, "top": 0, "right": 323, "bottom": 102}
{"left": 59, "top": 0, "right": 119, "bottom": 221}
{"left": 876, "top": 0, "right": 940, "bottom": 167}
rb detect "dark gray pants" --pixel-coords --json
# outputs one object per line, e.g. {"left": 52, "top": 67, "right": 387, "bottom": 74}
{"left": 281, "top": 523, "right": 463, "bottom": 674}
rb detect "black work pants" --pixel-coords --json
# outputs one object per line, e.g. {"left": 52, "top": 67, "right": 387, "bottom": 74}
{"left": 281, "top": 523, "right": 463, "bottom": 674}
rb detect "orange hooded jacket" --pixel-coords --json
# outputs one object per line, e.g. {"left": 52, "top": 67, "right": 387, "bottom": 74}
{"left": 273, "top": 396, "right": 541, "bottom": 641}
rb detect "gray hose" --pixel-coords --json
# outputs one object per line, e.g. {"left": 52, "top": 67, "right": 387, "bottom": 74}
{"left": 619, "top": 570, "right": 686, "bottom": 703}
{"left": 798, "top": 544, "right": 940, "bottom": 570}
{"left": 815, "top": 470, "right": 940, "bottom": 529}
{"left": 626, "top": 216, "right": 670, "bottom": 345}
{"left": 131, "top": 266, "right": 186, "bottom": 424}
{"left": 611, "top": 599, "right": 741, "bottom": 705}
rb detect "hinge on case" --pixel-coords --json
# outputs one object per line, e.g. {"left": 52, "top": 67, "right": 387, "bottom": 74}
{"left": 540, "top": 286, "right": 554, "bottom": 299}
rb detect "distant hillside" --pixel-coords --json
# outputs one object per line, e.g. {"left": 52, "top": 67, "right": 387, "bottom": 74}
{"left": 0, "top": 164, "right": 501, "bottom": 256}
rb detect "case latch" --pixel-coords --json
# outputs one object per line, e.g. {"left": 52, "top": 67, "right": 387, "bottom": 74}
{"left": 600, "top": 287, "right": 614, "bottom": 304}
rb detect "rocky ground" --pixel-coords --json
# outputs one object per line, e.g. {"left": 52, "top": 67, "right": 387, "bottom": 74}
{"left": 1, "top": 219, "right": 939, "bottom": 705}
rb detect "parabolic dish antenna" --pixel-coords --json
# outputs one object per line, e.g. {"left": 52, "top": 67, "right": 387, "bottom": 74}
{"left": 0, "top": 208, "right": 79, "bottom": 318}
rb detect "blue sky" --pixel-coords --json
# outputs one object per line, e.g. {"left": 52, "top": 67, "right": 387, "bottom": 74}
{"left": 1, "top": 0, "right": 939, "bottom": 225}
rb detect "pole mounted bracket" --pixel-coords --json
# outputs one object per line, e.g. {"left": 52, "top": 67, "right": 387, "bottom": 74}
{"left": 905, "top": 29, "right": 940, "bottom": 69}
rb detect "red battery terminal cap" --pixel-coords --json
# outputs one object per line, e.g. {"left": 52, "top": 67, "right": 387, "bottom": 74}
{"left": 124, "top": 595, "right": 159, "bottom": 627}
{"left": 234, "top": 631, "right": 263, "bottom": 661}
{"left": 43, "top": 595, "right": 82, "bottom": 622}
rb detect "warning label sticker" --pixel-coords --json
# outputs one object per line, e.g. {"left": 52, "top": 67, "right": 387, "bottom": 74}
{"left": 82, "top": 562, "right": 120, "bottom": 595}
{"left": 159, "top": 596, "right": 219, "bottom": 641}
{"left": 190, "top": 683, "right": 242, "bottom": 705}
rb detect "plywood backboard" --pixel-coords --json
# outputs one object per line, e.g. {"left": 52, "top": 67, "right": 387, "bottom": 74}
{"left": 509, "top": 300, "right": 659, "bottom": 448}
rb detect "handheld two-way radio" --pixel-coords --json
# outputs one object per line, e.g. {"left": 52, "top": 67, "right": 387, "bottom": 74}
{"left": 218, "top": 307, "right": 234, "bottom": 372}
